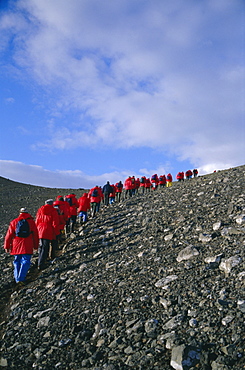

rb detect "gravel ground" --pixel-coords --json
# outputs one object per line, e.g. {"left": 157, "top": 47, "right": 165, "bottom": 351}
{"left": 0, "top": 167, "right": 244, "bottom": 369}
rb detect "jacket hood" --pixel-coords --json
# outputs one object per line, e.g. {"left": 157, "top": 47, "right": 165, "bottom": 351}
{"left": 41, "top": 204, "right": 55, "bottom": 215}
{"left": 18, "top": 212, "right": 33, "bottom": 220}
{"left": 82, "top": 193, "right": 88, "bottom": 198}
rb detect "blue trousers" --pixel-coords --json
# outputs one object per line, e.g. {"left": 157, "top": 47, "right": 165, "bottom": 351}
{"left": 13, "top": 254, "right": 32, "bottom": 282}
{"left": 79, "top": 211, "right": 88, "bottom": 223}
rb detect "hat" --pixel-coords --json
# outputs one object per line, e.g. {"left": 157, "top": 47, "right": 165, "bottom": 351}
{"left": 20, "top": 207, "right": 28, "bottom": 213}
{"left": 45, "top": 199, "right": 54, "bottom": 205}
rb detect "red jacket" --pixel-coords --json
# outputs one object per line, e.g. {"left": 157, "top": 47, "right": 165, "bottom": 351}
{"left": 65, "top": 194, "right": 79, "bottom": 216}
{"left": 135, "top": 178, "right": 140, "bottom": 189}
{"left": 124, "top": 177, "right": 133, "bottom": 190}
{"left": 115, "top": 182, "right": 123, "bottom": 193}
{"left": 140, "top": 176, "right": 146, "bottom": 187}
{"left": 159, "top": 175, "right": 166, "bottom": 184}
{"left": 166, "top": 173, "right": 172, "bottom": 182}
{"left": 36, "top": 204, "right": 60, "bottom": 240}
{"left": 88, "top": 186, "right": 103, "bottom": 203}
{"left": 185, "top": 170, "right": 193, "bottom": 178}
{"left": 53, "top": 201, "right": 67, "bottom": 231}
{"left": 77, "top": 193, "right": 90, "bottom": 212}
{"left": 55, "top": 196, "right": 70, "bottom": 221}
{"left": 151, "top": 174, "right": 159, "bottom": 184}
{"left": 4, "top": 213, "right": 39, "bottom": 255}
{"left": 145, "top": 178, "right": 152, "bottom": 188}
{"left": 109, "top": 184, "right": 116, "bottom": 198}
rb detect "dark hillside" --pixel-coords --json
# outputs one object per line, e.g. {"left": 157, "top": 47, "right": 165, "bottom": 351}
{"left": 0, "top": 176, "right": 86, "bottom": 242}
{"left": 0, "top": 166, "right": 244, "bottom": 369}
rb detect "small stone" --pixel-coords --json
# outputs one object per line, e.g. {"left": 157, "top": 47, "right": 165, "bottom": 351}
{"left": 176, "top": 246, "right": 199, "bottom": 262}
{"left": 155, "top": 275, "right": 178, "bottom": 288}
{"left": 0, "top": 358, "right": 8, "bottom": 367}
{"left": 219, "top": 256, "right": 242, "bottom": 275}
{"left": 221, "top": 315, "right": 234, "bottom": 326}
{"left": 199, "top": 233, "right": 212, "bottom": 243}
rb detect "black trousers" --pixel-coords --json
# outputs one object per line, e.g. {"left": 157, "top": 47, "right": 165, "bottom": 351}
{"left": 38, "top": 239, "right": 50, "bottom": 268}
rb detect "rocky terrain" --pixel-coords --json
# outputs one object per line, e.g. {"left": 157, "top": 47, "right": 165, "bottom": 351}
{"left": 0, "top": 166, "right": 244, "bottom": 369}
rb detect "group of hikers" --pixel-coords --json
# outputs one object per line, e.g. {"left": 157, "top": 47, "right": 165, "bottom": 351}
{"left": 3, "top": 168, "right": 198, "bottom": 286}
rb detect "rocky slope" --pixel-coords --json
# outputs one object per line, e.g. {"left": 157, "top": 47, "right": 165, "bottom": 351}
{"left": 0, "top": 167, "right": 244, "bottom": 369}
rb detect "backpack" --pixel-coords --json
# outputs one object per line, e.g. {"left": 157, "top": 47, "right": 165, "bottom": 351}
{"left": 140, "top": 177, "right": 145, "bottom": 184}
{"left": 92, "top": 189, "right": 98, "bottom": 197}
{"left": 151, "top": 175, "right": 157, "bottom": 181}
{"left": 65, "top": 197, "right": 73, "bottom": 206}
{"left": 116, "top": 182, "right": 122, "bottom": 188}
{"left": 16, "top": 218, "right": 31, "bottom": 238}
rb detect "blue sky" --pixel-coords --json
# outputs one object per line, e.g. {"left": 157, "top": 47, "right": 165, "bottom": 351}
{"left": 0, "top": 0, "right": 244, "bottom": 189}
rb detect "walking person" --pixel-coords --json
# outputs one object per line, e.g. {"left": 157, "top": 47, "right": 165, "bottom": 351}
{"left": 109, "top": 184, "right": 116, "bottom": 204}
{"left": 35, "top": 199, "right": 60, "bottom": 270}
{"left": 102, "top": 181, "right": 113, "bottom": 206}
{"left": 140, "top": 176, "right": 146, "bottom": 193}
{"left": 151, "top": 174, "right": 159, "bottom": 190}
{"left": 64, "top": 193, "right": 79, "bottom": 233}
{"left": 159, "top": 175, "right": 166, "bottom": 188}
{"left": 193, "top": 169, "right": 198, "bottom": 178}
{"left": 88, "top": 186, "right": 103, "bottom": 217}
{"left": 77, "top": 193, "right": 90, "bottom": 224}
{"left": 4, "top": 207, "right": 39, "bottom": 286}
{"left": 115, "top": 181, "right": 123, "bottom": 202}
{"left": 166, "top": 173, "right": 173, "bottom": 187}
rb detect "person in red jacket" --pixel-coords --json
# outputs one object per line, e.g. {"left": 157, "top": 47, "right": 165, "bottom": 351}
{"left": 109, "top": 184, "right": 116, "bottom": 204}
{"left": 64, "top": 193, "right": 79, "bottom": 233}
{"left": 115, "top": 181, "right": 123, "bottom": 202}
{"left": 193, "top": 169, "right": 198, "bottom": 178}
{"left": 88, "top": 186, "right": 103, "bottom": 218}
{"left": 166, "top": 173, "right": 173, "bottom": 187}
{"left": 151, "top": 174, "right": 159, "bottom": 190}
{"left": 35, "top": 199, "right": 60, "bottom": 270}
{"left": 185, "top": 170, "right": 193, "bottom": 179}
{"left": 77, "top": 193, "right": 90, "bottom": 224}
{"left": 124, "top": 176, "right": 133, "bottom": 199}
{"left": 135, "top": 178, "right": 140, "bottom": 194}
{"left": 176, "top": 172, "right": 184, "bottom": 181}
{"left": 159, "top": 175, "right": 166, "bottom": 187}
{"left": 144, "top": 178, "right": 152, "bottom": 192}
{"left": 4, "top": 207, "right": 39, "bottom": 285}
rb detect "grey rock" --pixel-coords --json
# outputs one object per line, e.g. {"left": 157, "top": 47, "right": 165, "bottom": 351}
{"left": 176, "top": 246, "right": 199, "bottom": 262}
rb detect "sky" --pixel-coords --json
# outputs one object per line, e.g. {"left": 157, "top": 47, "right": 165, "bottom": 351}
{"left": 0, "top": 0, "right": 244, "bottom": 189}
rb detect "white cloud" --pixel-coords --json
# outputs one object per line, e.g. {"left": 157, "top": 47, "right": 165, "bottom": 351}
{"left": 0, "top": 160, "right": 136, "bottom": 188}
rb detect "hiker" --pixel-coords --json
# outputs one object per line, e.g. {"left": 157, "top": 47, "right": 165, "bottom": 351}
{"left": 88, "top": 185, "right": 103, "bottom": 217}
{"left": 176, "top": 172, "right": 184, "bottom": 182}
{"left": 64, "top": 194, "right": 79, "bottom": 233}
{"left": 193, "top": 169, "right": 198, "bottom": 178}
{"left": 140, "top": 176, "right": 146, "bottom": 193}
{"left": 159, "top": 175, "right": 166, "bottom": 187}
{"left": 77, "top": 192, "right": 90, "bottom": 224}
{"left": 54, "top": 196, "right": 69, "bottom": 241}
{"left": 109, "top": 184, "right": 116, "bottom": 204}
{"left": 166, "top": 173, "right": 173, "bottom": 187}
{"left": 131, "top": 176, "right": 136, "bottom": 196}
{"left": 135, "top": 178, "right": 140, "bottom": 194}
{"left": 151, "top": 174, "right": 159, "bottom": 190}
{"left": 4, "top": 207, "right": 39, "bottom": 285}
{"left": 124, "top": 176, "right": 133, "bottom": 198}
{"left": 144, "top": 178, "right": 152, "bottom": 192}
{"left": 185, "top": 170, "right": 193, "bottom": 179}
{"left": 35, "top": 199, "right": 60, "bottom": 270}
{"left": 103, "top": 181, "right": 113, "bottom": 206}
{"left": 115, "top": 181, "right": 123, "bottom": 202}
